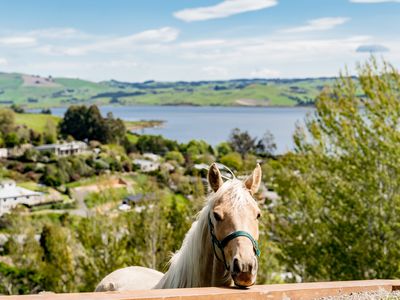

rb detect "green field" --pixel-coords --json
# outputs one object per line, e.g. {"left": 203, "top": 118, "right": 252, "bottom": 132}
{"left": 14, "top": 112, "right": 159, "bottom": 133}
{"left": 15, "top": 113, "right": 61, "bottom": 132}
{"left": 0, "top": 72, "right": 338, "bottom": 108}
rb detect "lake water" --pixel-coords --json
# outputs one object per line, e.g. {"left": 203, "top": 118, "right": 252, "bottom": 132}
{"left": 47, "top": 106, "right": 313, "bottom": 153}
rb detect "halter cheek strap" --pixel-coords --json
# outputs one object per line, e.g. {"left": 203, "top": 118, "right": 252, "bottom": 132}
{"left": 208, "top": 216, "right": 261, "bottom": 271}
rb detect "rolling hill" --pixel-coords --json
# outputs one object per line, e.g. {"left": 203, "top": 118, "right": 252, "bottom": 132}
{"left": 0, "top": 72, "right": 338, "bottom": 108}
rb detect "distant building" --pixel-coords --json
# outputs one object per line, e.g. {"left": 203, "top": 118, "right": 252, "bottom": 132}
{"left": 119, "top": 194, "right": 143, "bottom": 211}
{"left": 0, "top": 148, "right": 8, "bottom": 159}
{"left": 162, "top": 162, "right": 175, "bottom": 172}
{"left": 143, "top": 153, "right": 161, "bottom": 162}
{"left": 0, "top": 180, "right": 43, "bottom": 215}
{"left": 193, "top": 163, "right": 209, "bottom": 170}
{"left": 133, "top": 159, "right": 160, "bottom": 173}
{"left": 119, "top": 193, "right": 153, "bottom": 212}
{"left": 35, "top": 141, "right": 87, "bottom": 156}
{"left": 122, "top": 194, "right": 144, "bottom": 205}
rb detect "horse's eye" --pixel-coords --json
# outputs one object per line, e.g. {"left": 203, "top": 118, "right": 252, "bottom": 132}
{"left": 213, "top": 212, "right": 222, "bottom": 222}
{"left": 256, "top": 212, "right": 261, "bottom": 219}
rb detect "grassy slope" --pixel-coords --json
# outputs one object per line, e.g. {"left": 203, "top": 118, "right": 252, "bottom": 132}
{"left": 0, "top": 72, "right": 336, "bottom": 108}
{"left": 14, "top": 113, "right": 159, "bottom": 133}
{"left": 15, "top": 113, "right": 61, "bottom": 132}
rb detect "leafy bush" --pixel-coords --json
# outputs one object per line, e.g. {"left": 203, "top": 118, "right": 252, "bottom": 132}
{"left": 220, "top": 152, "right": 243, "bottom": 171}
{"left": 216, "top": 142, "right": 232, "bottom": 158}
{"left": 136, "top": 134, "right": 178, "bottom": 155}
{"left": 165, "top": 151, "right": 185, "bottom": 165}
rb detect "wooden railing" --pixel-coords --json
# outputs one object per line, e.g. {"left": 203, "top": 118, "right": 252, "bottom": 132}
{"left": 1, "top": 280, "right": 400, "bottom": 300}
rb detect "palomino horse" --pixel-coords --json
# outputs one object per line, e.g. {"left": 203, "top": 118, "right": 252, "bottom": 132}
{"left": 95, "top": 163, "right": 262, "bottom": 291}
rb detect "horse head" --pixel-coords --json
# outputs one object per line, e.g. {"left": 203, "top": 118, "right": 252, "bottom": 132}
{"left": 207, "top": 163, "right": 262, "bottom": 288}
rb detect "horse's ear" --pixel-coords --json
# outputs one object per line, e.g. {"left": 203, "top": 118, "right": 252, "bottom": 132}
{"left": 208, "top": 163, "right": 223, "bottom": 192}
{"left": 244, "top": 163, "right": 262, "bottom": 195}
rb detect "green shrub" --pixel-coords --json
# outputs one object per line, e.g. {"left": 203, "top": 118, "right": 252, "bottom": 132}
{"left": 216, "top": 142, "right": 232, "bottom": 157}
{"left": 165, "top": 151, "right": 185, "bottom": 165}
{"left": 220, "top": 152, "right": 243, "bottom": 171}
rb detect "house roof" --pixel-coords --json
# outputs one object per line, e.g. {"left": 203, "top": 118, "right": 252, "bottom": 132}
{"left": 123, "top": 194, "right": 144, "bottom": 203}
{"left": 35, "top": 141, "right": 87, "bottom": 151}
{"left": 0, "top": 183, "right": 42, "bottom": 200}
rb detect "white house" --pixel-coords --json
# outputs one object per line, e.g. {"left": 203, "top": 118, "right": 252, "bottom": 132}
{"left": 0, "top": 180, "right": 43, "bottom": 215}
{"left": 0, "top": 148, "right": 8, "bottom": 159}
{"left": 143, "top": 153, "right": 161, "bottom": 162}
{"left": 35, "top": 141, "right": 87, "bottom": 156}
{"left": 133, "top": 159, "right": 160, "bottom": 173}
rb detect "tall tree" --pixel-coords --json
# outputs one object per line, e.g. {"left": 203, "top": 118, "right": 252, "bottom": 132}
{"left": 228, "top": 128, "right": 256, "bottom": 158}
{"left": 271, "top": 58, "right": 400, "bottom": 281}
{"left": 39, "top": 224, "right": 76, "bottom": 292}
{"left": 59, "top": 105, "right": 88, "bottom": 141}
{"left": 43, "top": 119, "right": 57, "bottom": 144}
{"left": 0, "top": 108, "right": 15, "bottom": 135}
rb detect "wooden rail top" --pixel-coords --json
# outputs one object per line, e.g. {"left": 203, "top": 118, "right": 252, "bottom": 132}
{"left": 2, "top": 280, "right": 400, "bottom": 300}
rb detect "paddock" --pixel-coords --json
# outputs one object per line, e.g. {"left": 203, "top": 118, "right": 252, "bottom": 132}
{"left": 2, "top": 280, "right": 400, "bottom": 300}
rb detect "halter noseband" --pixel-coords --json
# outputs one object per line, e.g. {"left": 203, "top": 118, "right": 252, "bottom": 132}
{"left": 208, "top": 215, "right": 261, "bottom": 271}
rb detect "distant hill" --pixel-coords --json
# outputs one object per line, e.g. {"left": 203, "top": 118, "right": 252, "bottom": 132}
{"left": 0, "top": 72, "right": 340, "bottom": 108}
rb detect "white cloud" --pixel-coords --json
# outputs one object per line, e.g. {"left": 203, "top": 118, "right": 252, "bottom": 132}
{"left": 251, "top": 68, "right": 280, "bottom": 78}
{"left": 180, "top": 39, "right": 227, "bottom": 49}
{"left": 57, "top": 27, "right": 179, "bottom": 56}
{"left": 27, "top": 28, "right": 90, "bottom": 40}
{"left": 350, "top": 0, "right": 400, "bottom": 3}
{"left": 128, "top": 27, "right": 179, "bottom": 43}
{"left": 282, "top": 17, "right": 350, "bottom": 33}
{"left": 0, "top": 36, "right": 37, "bottom": 47}
{"left": 2, "top": 23, "right": 400, "bottom": 82}
{"left": 202, "top": 66, "right": 229, "bottom": 77}
{"left": 174, "top": 0, "right": 277, "bottom": 22}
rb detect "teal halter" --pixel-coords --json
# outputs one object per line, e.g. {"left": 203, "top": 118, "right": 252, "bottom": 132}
{"left": 208, "top": 215, "right": 261, "bottom": 271}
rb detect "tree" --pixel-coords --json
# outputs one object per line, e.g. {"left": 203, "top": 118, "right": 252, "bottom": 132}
{"left": 228, "top": 128, "right": 256, "bottom": 157}
{"left": 136, "top": 135, "right": 178, "bottom": 155}
{"left": 256, "top": 130, "right": 277, "bottom": 157}
{"left": 39, "top": 224, "right": 76, "bottom": 292}
{"left": 220, "top": 152, "right": 243, "bottom": 171}
{"left": 4, "top": 132, "right": 20, "bottom": 147}
{"left": 86, "top": 105, "right": 106, "bottom": 142}
{"left": 59, "top": 105, "right": 126, "bottom": 144}
{"left": 165, "top": 151, "right": 185, "bottom": 165}
{"left": 10, "top": 104, "right": 24, "bottom": 113}
{"left": 216, "top": 142, "right": 232, "bottom": 158}
{"left": 0, "top": 108, "right": 15, "bottom": 135}
{"left": 271, "top": 58, "right": 400, "bottom": 281}
{"left": 41, "top": 108, "right": 52, "bottom": 115}
{"left": 43, "top": 119, "right": 57, "bottom": 144}
{"left": 103, "top": 115, "right": 126, "bottom": 144}
{"left": 59, "top": 105, "right": 88, "bottom": 141}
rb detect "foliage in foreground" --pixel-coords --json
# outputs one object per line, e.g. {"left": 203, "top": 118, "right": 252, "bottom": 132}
{"left": 271, "top": 58, "right": 400, "bottom": 281}
{"left": 0, "top": 178, "right": 198, "bottom": 294}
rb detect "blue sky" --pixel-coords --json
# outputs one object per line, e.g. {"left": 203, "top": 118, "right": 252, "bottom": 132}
{"left": 0, "top": 0, "right": 399, "bottom": 81}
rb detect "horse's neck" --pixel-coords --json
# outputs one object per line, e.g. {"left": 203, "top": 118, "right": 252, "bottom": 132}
{"left": 155, "top": 210, "right": 232, "bottom": 289}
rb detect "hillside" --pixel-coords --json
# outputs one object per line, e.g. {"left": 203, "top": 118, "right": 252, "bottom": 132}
{"left": 0, "top": 72, "right": 338, "bottom": 108}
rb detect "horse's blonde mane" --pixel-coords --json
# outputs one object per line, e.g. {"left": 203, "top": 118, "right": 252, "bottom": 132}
{"left": 154, "top": 179, "right": 251, "bottom": 288}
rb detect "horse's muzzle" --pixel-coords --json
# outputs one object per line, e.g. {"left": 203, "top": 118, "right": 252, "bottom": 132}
{"left": 231, "top": 257, "right": 257, "bottom": 288}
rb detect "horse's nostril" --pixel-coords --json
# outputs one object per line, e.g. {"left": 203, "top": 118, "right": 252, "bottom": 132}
{"left": 233, "top": 258, "right": 241, "bottom": 274}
